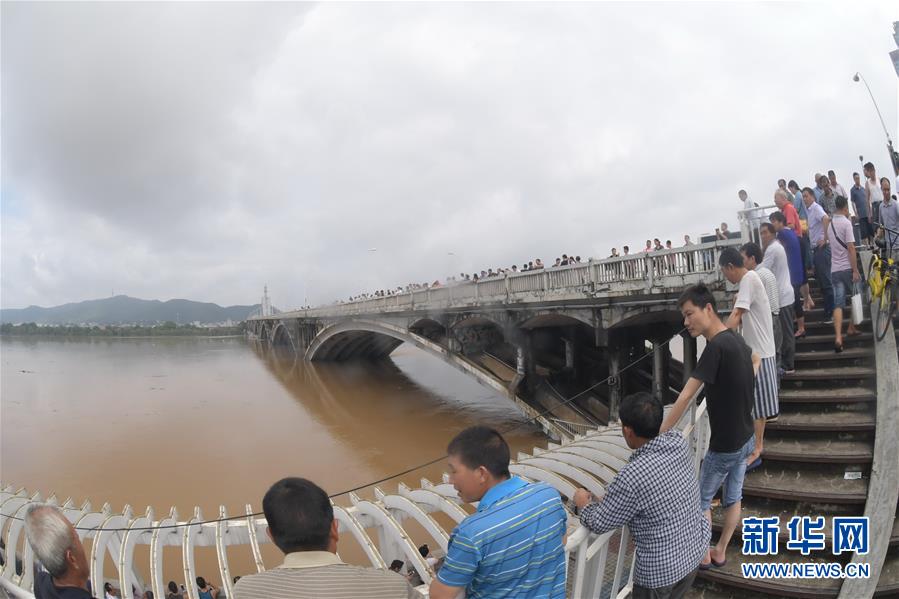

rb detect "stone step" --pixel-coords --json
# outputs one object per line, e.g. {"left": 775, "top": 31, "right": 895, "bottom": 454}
{"left": 697, "top": 550, "right": 841, "bottom": 598}
{"left": 742, "top": 463, "right": 868, "bottom": 504}
{"left": 796, "top": 332, "right": 873, "bottom": 351}
{"left": 710, "top": 497, "right": 859, "bottom": 544}
{"left": 778, "top": 386, "right": 875, "bottom": 404}
{"left": 802, "top": 320, "right": 871, "bottom": 334}
{"left": 794, "top": 348, "right": 873, "bottom": 362}
{"left": 761, "top": 435, "right": 873, "bottom": 464}
{"left": 766, "top": 407, "right": 875, "bottom": 431}
{"left": 781, "top": 366, "right": 876, "bottom": 383}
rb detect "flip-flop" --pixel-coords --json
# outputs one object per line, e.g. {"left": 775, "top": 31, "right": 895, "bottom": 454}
{"left": 746, "top": 457, "right": 762, "bottom": 472}
{"left": 794, "top": 331, "right": 807, "bottom": 339}
{"left": 846, "top": 330, "right": 862, "bottom": 337}
{"left": 834, "top": 343, "right": 844, "bottom": 354}
{"left": 711, "top": 556, "right": 727, "bottom": 568}
{"left": 698, "top": 562, "right": 712, "bottom": 571}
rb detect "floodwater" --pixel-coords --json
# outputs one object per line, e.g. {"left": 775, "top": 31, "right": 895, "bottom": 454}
{"left": 0, "top": 336, "right": 545, "bottom": 584}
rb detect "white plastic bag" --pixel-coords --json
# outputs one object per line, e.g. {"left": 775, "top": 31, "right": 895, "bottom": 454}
{"left": 851, "top": 283, "right": 864, "bottom": 326}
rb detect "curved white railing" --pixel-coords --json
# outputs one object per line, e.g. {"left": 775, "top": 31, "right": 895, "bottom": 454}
{"left": 1, "top": 393, "right": 708, "bottom": 599}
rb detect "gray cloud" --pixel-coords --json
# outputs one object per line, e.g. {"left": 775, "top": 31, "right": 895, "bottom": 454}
{"left": 2, "top": 1, "right": 897, "bottom": 309}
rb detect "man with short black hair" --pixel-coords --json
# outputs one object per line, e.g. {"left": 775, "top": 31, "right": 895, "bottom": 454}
{"left": 865, "top": 162, "right": 883, "bottom": 224}
{"left": 829, "top": 196, "right": 860, "bottom": 352}
{"left": 804, "top": 187, "right": 835, "bottom": 323}
{"left": 233, "top": 478, "right": 417, "bottom": 599}
{"left": 574, "top": 392, "right": 708, "bottom": 598}
{"left": 662, "top": 284, "right": 758, "bottom": 571}
{"left": 851, "top": 172, "right": 874, "bottom": 247}
{"left": 741, "top": 241, "right": 782, "bottom": 371}
{"left": 828, "top": 170, "right": 847, "bottom": 201}
{"left": 429, "top": 426, "right": 567, "bottom": 599}
{"left": 24, "top": 503, "right": 95, "bottom": 599}
{"left": 720, "top": 247, "right": 778, "bottom": 469}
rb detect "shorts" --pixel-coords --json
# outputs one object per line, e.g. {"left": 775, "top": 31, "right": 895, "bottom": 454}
{"left": 858, "top": 217, "right": 874, "bottom": 240}
{"left": 699, "top": 435, "right": 755, "bottom": 510}
{"left": 752, "top": 356, "right": 780, "bottom": 420}
{"left": 832, "top": 269, "right": 854, "bottom": 308}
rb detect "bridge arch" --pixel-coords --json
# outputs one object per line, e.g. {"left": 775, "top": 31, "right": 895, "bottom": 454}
{"left": 270, "top": 322, "right": 295, "bottom": 351}
{"left": 305, "top": 320, "right": 512, "bottom": 399}
{"left": 517, "top": 312, "right": 594, "bottom": 330}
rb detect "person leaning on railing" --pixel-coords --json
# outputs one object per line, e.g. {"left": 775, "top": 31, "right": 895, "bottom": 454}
{"left": 428, "top": 427, "right": 567, "bottom": 599}
{"left": 572, "top": 392, "right": 710, "bottom": 599}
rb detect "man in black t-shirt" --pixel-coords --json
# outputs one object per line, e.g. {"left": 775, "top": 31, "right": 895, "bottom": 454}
{"left": 661, "top": 284, "right": 758, "bottom": 572}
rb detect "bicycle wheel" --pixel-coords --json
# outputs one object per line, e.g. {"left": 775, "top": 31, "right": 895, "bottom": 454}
{"left": 875, "top": 278, "right": 896, "bottom": 341}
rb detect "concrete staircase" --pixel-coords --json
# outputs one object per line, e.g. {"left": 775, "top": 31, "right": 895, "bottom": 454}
{"left": 693, "top": 284, "right": 899, "bottom": 598}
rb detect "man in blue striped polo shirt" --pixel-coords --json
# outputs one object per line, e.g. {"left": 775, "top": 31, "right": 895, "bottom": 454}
{"left": 428, "top": 426, "right": 567, "bottom": 599}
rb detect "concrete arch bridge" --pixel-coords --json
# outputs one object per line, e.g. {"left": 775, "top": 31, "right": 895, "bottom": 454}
{"left": 248, "top": 239, "right": 739, "bottom": 439}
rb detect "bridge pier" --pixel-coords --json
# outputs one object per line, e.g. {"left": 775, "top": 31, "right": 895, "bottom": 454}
{"left": 608, "top": 349, "right": 621, "bottom": 423}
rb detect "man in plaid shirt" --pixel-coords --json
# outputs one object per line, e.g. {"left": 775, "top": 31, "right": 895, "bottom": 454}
{"left": 573, "top": 392, "right": 709, "bottom": 599}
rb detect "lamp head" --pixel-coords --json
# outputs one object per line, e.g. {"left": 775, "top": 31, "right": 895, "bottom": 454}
{"left": 853, "top": 72, "right": 860, "bottom": 82}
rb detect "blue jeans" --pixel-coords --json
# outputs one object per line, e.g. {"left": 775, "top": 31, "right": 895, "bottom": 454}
{"left": 699, "top": 436, "right": 755, "bottom": 510}
{"left": 813, "top": 244, "right": 834, "bottom": 318}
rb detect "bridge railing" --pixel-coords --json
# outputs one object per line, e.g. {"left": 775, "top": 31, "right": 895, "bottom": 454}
{"left": 1, "top": 390, "right": 708, "bottom": 599}
{"left": 265, "top": 238, "right": 742, "bottom": 320}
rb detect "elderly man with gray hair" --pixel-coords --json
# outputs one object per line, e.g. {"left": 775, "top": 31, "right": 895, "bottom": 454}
{"left": 24, "top": 503, "right": 95, "bottom": 599}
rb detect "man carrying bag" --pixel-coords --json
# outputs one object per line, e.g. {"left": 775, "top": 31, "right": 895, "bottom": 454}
{"left": 828, "top": 196, "right": 861, "bottom": 352}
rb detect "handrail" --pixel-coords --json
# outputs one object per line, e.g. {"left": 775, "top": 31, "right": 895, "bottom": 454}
{"left": 838, "top": 250, "right": 899, "bottom": 598}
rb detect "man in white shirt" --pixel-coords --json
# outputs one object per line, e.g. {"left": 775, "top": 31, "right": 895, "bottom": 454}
{"left": 739, "top": 189, "right": 762, "bottom": 243}
{"left": 758, "top": 223, "right": 797, "bottom": 374}
{"left": 803, "top": 187, "right": 835, "bottom": 322}
{"left": 720, "top": 247, "right": 778, "bottom": 470}
{"left": 865, "top": 161, "right": 883, "bottom": 223}
{"left": 828, "top": 170, "right": 847, "bottom": 200}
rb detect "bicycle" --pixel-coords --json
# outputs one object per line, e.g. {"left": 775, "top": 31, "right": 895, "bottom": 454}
{"left": 867, "top": 223, "right": 899, "bottom": 341}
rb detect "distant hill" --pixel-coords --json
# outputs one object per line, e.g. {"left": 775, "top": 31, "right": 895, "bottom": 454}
{"left": 0, "top": 295, "right": 262, "bottom": 325}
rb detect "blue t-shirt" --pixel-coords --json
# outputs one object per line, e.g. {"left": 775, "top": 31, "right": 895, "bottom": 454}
{"left": 777, "top": 228, "right": 804, "bottom": 285}
{"left": 850, "top": 184, "right": 868, "bottom": 218}
{"left": 438, "top": 477, "right": 567, "bottom": 598}
{"left": 793, "top": 191, "right": 807, "bottom": 220}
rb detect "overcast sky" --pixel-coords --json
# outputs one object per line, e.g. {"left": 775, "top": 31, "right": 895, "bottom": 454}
{"left": 2, "top": 2, "right": 897, "bottom": 310}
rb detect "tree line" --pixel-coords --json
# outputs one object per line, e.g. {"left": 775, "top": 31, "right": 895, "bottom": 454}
{"left": 0, "top": 321, "right": 247, "bottom": 337}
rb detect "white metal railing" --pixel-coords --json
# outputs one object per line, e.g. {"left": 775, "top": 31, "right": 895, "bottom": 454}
{"left": 2, "top": 396, "right": 708, "bottom": 599}
{"left": 255, "top": 238, "right": 742, "bottom": 321}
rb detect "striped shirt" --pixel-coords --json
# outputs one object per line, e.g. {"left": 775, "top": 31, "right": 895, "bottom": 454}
{"left": 437, "top": 477, "right": 567, "bottom": 598}
{"left": 232, "top": 551, "right": 419, "bottom": 599}
{"left": 580, "top": 431, "right": 710, "bottom": 588}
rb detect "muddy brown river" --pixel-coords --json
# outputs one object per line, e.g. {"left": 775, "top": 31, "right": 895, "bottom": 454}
{"left": 0, "top": 336, "right": 546, "bottom": 586}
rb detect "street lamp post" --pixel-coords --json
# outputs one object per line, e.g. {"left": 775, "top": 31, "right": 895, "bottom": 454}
{"left": 853, "top": 72, "right": 899, "bottom": 177}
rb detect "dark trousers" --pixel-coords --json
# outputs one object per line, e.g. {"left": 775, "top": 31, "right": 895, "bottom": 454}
{"left": 632, "top": 569, "right": 697, "bottom": 599}
{"left": 813, "top": 244, "right": 834, "bottom": 318}
{"left": 779, "top": 305, "right": 796, "bottom": 370}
